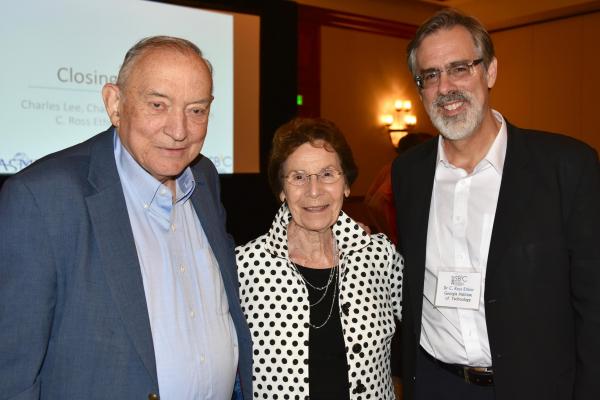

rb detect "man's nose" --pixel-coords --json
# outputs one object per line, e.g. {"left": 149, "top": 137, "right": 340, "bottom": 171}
{"left": 164, "top": 108, "right": 186, "bottom": 141}
{"left": 436, "top": 71, "right": 458, "bottom": 95}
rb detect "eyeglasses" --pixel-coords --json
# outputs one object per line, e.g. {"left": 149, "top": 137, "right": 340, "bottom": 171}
{"left": 284, "top": 168, "right": 344, "bottom": 186}
{"left": 415, "top": 58, "right": 483, "bottom": 89}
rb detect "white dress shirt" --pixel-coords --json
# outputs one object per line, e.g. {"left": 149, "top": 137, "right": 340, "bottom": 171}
{"left": 420, "top": 111, "right": 507, "bottom": 367}
{"left": 114, "top": 133, "right": 238, "bottom": 399}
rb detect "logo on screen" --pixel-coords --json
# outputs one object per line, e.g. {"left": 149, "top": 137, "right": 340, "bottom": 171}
{"left": 0, "top": 153, "right": 34, "bottom": 173}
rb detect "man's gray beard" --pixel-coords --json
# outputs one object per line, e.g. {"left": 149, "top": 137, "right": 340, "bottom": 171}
{"left": 427, "top": 91, "right": 484, "bottom": 141}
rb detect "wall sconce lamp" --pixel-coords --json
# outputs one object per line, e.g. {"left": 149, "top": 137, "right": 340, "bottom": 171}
{"left": 381, "top": 99, "right": 417, "bottom": 147}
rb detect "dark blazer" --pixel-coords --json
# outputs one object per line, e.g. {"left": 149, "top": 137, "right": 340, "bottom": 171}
{"left": 0, "top": 128, "right": 252, "bottom": 400}
{"left": 392, "top": 122, "right": 600, "bottom": 400}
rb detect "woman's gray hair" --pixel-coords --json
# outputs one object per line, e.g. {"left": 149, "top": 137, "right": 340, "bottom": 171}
{"left": 116, "top": 35, "right": 213, "bottom": 92}
{"left": 407, "top": 9, "right": 495, "bottom": 82}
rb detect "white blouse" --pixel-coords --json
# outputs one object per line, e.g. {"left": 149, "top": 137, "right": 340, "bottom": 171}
{"left": 236, "top": 204, "right": 403, "bottom": 399}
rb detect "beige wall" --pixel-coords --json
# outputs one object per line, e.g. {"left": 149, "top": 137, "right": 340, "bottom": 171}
{"left": 491, "top": 11, "right": 600, "bottom": 152}
{"left": 320, "top": 26, "right": 435, "bottom": 196}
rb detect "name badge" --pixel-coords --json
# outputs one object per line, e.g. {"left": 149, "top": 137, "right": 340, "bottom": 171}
{"left": 434, "top": 271, "right": 482, "bottom": 310}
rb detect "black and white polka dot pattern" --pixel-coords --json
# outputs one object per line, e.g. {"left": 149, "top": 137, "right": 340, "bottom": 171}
{"left": 236, "top": 204, "right": 404, "bottom": 399}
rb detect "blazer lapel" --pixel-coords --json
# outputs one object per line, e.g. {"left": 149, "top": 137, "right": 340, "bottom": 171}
{"left": 404, "top": 141, "right": 438, "bottom": 332}
{"left": 485, "top": 124, "right": 534, "bottom": 298}
{"left": 85, "top": 130, "right": 158, "bottom": 384}
{"left": 189, "top": 164, "right": 240, "bottom": 306}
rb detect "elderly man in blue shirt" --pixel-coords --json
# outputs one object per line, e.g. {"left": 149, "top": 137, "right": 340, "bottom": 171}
{"left": 0, "top": 36, "right": 252, "bottom": 400}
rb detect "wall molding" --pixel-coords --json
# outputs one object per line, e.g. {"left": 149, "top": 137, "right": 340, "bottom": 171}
{"left": 297, "top": 5, "right": 418, "bottom": 117}
{"left": 299, "top": 5, "right": 418, "bottom": 38}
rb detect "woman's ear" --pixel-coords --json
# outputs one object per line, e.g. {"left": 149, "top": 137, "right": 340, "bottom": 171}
{"left": 344, "top": 185, "right": 350, "bottom": 198}
{"left": 279, "top": 191, "right": 286, "bottom": 203}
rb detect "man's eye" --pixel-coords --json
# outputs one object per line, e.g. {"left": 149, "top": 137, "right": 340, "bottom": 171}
{"left": 150, "top": 102, "right": 163, "bottom": 109}
{"left": 191, "top": 108, "right": 207, "bottom": 115}
{"left": 291, "top": 173, "right": 305, "bottom": 181}
{"left": 321, "top": 170, "right": 335, "bottom": 178}
{"left": 451, "top": 65, "right": 469, "bottom": 74}
{"left": 423, "top": 71, "right": 438, "bottom": 81}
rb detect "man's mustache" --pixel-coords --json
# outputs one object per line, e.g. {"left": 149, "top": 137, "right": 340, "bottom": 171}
{"left": 434, "top": 91, "right": 470, "bottom": 107}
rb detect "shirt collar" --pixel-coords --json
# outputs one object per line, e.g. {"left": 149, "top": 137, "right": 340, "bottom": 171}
{"left": 436, "top": 109, "right": 507, "bottom": 175}
{"left": 113, "top": 131, "right": 196, "bottom": 216}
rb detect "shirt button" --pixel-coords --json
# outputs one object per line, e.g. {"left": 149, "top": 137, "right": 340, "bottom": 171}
{"left": 171, "top": 224, "right": 176, "bottom": 232}
{"left": 190, "top": 310, "right": 195, "bottom": 318}
{"left": 180, "top": 265, "right": 185, "bottom": 273}
{"left": 200, "top": 355, "right": 205, "bottom": 363}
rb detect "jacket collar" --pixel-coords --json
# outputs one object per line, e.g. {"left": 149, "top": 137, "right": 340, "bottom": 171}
{"left": 85, "top": 127, "right": 158, "bottom": 385}
{"left": 264, "top": 203, "right": 371, "bottom": 261}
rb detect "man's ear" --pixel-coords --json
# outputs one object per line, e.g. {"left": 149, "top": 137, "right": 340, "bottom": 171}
{"left": 486, "top": 57, "right": 498, "bottom": 89}
{"left": 102, "top": 83, "right": 122, "bottom": 127}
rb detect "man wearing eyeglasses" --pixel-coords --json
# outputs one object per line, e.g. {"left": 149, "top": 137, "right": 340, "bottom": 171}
{"left": 392, "top": 8, "right": 600, "bottom": 400}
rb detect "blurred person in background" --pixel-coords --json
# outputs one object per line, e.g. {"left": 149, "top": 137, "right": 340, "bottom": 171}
{"left": 365, "top": 132, "right": 434, "bottom": 245}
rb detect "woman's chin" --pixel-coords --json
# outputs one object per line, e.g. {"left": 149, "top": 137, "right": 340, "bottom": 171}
{"left": 293, "top": 219, "right": 335, "bottom": 233}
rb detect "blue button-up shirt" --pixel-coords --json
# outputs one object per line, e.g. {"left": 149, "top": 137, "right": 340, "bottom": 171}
{"left": 114, "top": 133, "right": 238, "bottom": 399}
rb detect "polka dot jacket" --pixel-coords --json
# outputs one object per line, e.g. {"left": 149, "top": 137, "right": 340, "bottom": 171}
{"left": 236, "top": 203, "right": 404, "bottom": 399}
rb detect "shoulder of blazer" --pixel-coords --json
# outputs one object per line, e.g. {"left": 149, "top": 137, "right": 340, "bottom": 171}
{"left": 7, "top": 128, "right": 116, "bottom": 194}
{"left": 506, "top": 121, "right": 598, "bottom": 166}
{"left": 392, "top": 136, "right": 438, "bottom": 176}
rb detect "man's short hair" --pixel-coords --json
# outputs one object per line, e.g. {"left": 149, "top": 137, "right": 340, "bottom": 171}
{"left": 407, "top": 9, "right": 495, "bottom": 81}
{"left": 116, "top": 35, "right": 213, "bottom": 91}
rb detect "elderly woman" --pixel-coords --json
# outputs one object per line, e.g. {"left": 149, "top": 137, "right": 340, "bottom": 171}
{"left": 236, "top": 117, "right": 403, "bottom": 400}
